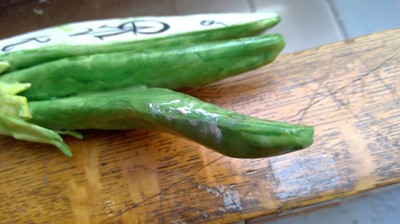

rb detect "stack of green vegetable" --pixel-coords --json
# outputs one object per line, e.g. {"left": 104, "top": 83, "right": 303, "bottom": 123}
{"left": 0, "top": 14, "right": 314, "bottom": 158}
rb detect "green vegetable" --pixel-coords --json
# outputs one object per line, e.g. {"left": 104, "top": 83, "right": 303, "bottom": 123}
{"left": 0, "top": 34, "right": 284, "bottom": 101}
{"left": 0, "top": 14, "right": 315, "bottom": 158}
{"left": 0, "top": 14, "right": 280, "bottom": 74}
{"left": 28, "top": 87, "right": 314, "bottom": 158}
{"left": 0, "top": 115, "right": 72, "bottom": 157}
{"left": 0, "top": 61, "right": 9, "bottom": 74}
{"left": 0, "top": 82, "right": 72, "bottom": 157}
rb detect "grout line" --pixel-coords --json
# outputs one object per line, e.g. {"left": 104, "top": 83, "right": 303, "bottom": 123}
{"left": 247, "top": 0, "right": 256, "bottom": 13}
{"left": 324, "top": 0, "right": 349, "bottom": 40}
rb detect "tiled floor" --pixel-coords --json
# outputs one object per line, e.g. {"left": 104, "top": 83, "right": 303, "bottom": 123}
{"left": 1, "top": 0, "right": 400, "bottom": 223}
{"left": 251, "top": 0, "right": 343, "bottom": 53}
{"left": 328, "top": 0, "right": 400, "bottom": 38}
{"left": 246, "top": 184, "right": 400, "bottom": 224}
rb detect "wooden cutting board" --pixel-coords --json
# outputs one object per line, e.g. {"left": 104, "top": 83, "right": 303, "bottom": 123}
{"left": 1, "top": 29, "right": 399, "bottom": 224}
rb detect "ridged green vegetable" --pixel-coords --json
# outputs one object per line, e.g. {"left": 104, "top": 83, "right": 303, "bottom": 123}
{"left": 0, "top": 14, "right": 280, "bottom": 74}
{"left": 29, "top": 87, "right": 314, "bottom": 158}
{"left": 0, "top": 14, "right": 315, "bottom": 158}
{"left": 0, "top": 34, "right": 284, "bottom": 101}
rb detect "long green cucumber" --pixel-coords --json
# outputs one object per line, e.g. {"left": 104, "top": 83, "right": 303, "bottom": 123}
{"left": 0, "top": 14, "right": 280, "bottom": 74}
{"left": 0, "top": 34, "right": 285, "bottom": 101}
{"left": 28, "top": 87, "right": 314, "bottom": 158}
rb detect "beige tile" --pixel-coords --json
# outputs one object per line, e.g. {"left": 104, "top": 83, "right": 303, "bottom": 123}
{"left": 329, "top": 0, "right": 400, "bottom": 38}
{"left": 173, "top": 0, "right": 251, "bottom": 14}
{"left": 251, "top": 0, "right": 343, "bottom": 53}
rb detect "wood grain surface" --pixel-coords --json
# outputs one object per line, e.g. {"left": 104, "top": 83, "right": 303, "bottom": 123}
{"left": 1, "top": 29, "right": 399, "bottom": 224}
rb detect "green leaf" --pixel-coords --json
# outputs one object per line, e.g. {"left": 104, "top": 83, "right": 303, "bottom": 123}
{"left": 0, "top": 81, "right": 72, "bottom": 157}
{"left": 0, "top": 61, "right": 10, "bottom": 74}
{"left": 0, "top": 114, "right": 72, "bottom": 157}
{"left": 0, "top": 82, "right": 31, "bottom": 95}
